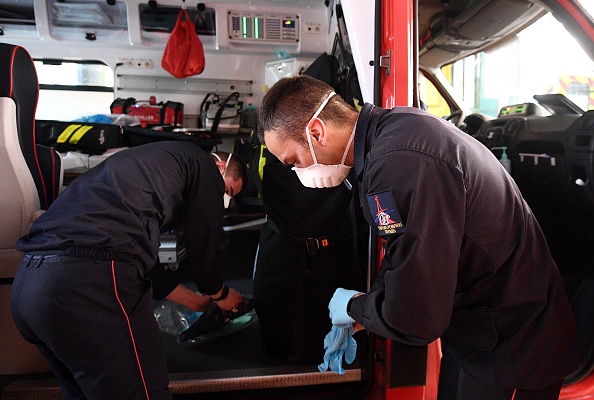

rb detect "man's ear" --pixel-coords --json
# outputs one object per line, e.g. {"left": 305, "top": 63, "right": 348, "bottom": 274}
{"left": 309, "top": 117, "right": 328, "bottom": 145}
{"left": 215, "top": 160, "right": 226, "bottom": 173}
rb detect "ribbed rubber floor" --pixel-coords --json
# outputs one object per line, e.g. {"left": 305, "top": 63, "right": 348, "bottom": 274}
{"left": 1, "top": 367, "right": 361, "bottom": 399}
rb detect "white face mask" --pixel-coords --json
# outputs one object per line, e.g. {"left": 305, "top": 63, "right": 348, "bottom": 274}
{"left": 211, "top": 153, "right": 233, "bottom": 208}
{"left": 292, "top": 92, "right": 355, "bottom": 188}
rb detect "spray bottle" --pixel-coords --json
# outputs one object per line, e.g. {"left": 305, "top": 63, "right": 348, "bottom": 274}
{"left": 492, "top": 147, "right": 511, "bottom": 174}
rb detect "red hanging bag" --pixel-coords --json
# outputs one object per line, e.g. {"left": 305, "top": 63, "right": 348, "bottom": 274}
{"left": 162, "top": 9, "right": 205, "bottom": 78}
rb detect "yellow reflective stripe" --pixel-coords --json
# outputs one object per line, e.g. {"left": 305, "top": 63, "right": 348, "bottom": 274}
{"left": 55, "top": 125, "right": 93, "bottom": 144}
{"left": 258, "top": 144, "right": 267, "bottom": 182}
{"left": 68, "top": 125, "right": 93, "bottom": 144}
{"left": 56, "top": 124, "right": 81, "bottom": 143}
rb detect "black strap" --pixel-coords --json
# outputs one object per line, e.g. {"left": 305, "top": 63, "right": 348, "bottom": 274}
{"left": 211, "top": 284, "right": 229, "bottom": 301}
{"left": 347, "top": 175, "right": 364, "bottom": 275}
{"left": 354, "top": 104, "right": 374, "bottom": 179}
{"left": 198, "top": 92, "right": 218, "bottom": 128}
{"left": 266, "top": 219, "right": 346, "bottom": 255}
{"left": 249, "top": 143, "right": 265, "bottom": 201}
{"left": 354, "top": 104, "right": 385, "bottom": 180}
{"left": 210, "top": 92, "right": 240, "bottom": 133}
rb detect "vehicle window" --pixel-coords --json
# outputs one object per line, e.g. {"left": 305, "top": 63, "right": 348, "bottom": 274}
{"left": 420, "top": 73, "right": 453, "bottom": 118}
{"left": 34, "top": 60, "right": 114, "bottom": 121}
{"left": 443, "top": 12, "right": 594, "bottom": 116}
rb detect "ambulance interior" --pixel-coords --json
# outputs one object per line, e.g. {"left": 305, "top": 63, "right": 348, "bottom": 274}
{"left": 1, "top": 0, "right": 594, "bottom": 398}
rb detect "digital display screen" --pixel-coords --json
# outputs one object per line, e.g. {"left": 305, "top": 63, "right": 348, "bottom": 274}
{"left": 283, "top": 19, "right": 295, "bottom": 28}
{"left": 499, "top": 103, "right": 528, "bottom": 117}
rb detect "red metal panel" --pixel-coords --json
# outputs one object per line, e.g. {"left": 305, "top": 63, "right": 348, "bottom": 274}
{"left": 560, "top": 371, "right": 594, "bottom": 399}
{"left": 377, "top": 1, "right": 428, "bottom": 399}
{"left": 380, "top": 0, "right": 414, "bottom": 108}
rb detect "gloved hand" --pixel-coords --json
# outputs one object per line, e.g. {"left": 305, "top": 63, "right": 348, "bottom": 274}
{"left": 318, "top": 324, "right": 357, "bottom": 375}
{"left": 329, "top": 288, "right": 361, "bottom": 327}
{"left": 177, "top": 296, "right": 254, "bottom": 343}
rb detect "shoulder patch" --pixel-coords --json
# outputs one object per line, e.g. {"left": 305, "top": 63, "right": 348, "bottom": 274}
{"left": 366, "top": 191, "right": 405, "bottom": 237}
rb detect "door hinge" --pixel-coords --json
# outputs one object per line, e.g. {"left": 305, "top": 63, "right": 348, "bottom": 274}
{"left": 379, "top": 50, "right": 391, "bottom": 76}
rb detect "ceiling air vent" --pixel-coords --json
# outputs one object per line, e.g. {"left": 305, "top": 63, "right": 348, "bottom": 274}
{"left": 228, "top": 11, "right": 299, "bottom": 44}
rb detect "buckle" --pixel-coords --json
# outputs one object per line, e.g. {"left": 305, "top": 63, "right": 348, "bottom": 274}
{"left": 305, "top": 236, "right": 331, "bottom": 255}
{"left": 30, "top": 255, "right": 44, "bottom": 268}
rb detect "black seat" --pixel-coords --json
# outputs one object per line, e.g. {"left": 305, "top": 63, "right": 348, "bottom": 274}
{"left": 0, "top": 42, "right": 57, "bottom": 375}
{"left": 0, "top": 43, "right": 62, "bottom": 210}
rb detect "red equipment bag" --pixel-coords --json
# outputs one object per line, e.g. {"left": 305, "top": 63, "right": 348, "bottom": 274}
{"left": 162, "top": 9, "right": 205, "bottom": 78}
{"left": 110, "top": 96, "right": 184, "bottom": 128}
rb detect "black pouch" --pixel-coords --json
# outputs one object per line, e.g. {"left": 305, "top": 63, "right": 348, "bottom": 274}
{"left": 36, "top": 120, "right": 123, "bottom": 155}
{"left": 122, "top": 125, "right": 221, "bottom": 153}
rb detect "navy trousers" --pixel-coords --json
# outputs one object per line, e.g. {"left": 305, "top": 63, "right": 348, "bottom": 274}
{"left": 11, "top": 254, "right": 171, "bottom": 400}
{"left": 437, "top": 349, "right": 564, "bottom": 400}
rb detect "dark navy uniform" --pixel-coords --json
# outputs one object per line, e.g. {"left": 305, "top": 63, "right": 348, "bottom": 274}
{"left": 11, "top": 141, "right": 226, "bottom": 400}
{"left": 348, "top": 104, "right": 580, "bottom": 398}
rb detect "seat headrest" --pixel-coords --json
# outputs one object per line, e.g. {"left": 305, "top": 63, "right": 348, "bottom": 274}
{"left": 0, "top": 43, "right": 38, "bottom": 109}
{"left": 0, "top": 43, "right": 50, "bottom": 208}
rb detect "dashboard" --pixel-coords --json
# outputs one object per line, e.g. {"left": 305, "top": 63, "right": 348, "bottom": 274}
{"left": 472, "top": 94, "right": 594, "bottom": 275}
{"left": 473, "top": 95, "right": 594, "bottom": 209}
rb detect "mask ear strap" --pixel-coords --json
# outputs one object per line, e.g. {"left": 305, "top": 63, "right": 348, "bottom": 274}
{"left": 340, "top": 125, "right": 356, "bottom": 165}
{"left": 312, "top": 92, "right": 336, "bottom": 120}
{"left": 305, "top": 121, "right": 318, "bottom": 164}
{"left": 211, "top": 152, "right": 229, "bottom": 178}
{"left": 223, "top": 153, "right": 232, "bottom": 178}
{"left": 306, "top": 91, "right": 336, "bottom": 165}
{"left": 211, "top": 152, "right": 222, "bottom": 162}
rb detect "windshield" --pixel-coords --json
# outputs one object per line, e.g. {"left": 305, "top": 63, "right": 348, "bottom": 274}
{"left": 442, "top": 12, "right": 594, "bottom": 116}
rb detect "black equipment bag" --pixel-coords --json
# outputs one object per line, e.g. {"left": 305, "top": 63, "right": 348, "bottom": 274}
{"left": 199, "top": 92, "right": 243, "bottom": 134}
{"left": 253, "top": 154, "right": 368, "bottom": 362}
{"left": 36, "top": 120, "right": 123, "bottom": 156}
{"left": 122, "top": 125, "right": 222, "bottom": 153}
{"left": 330, "top": 3, "right": 364, "bottom": 110}
{"left": 252, "top": 139, "right": 368, "bottom": 362}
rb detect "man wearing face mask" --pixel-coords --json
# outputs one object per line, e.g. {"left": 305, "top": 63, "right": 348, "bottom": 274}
{"left": 258, "top": 76, "right": 580, "bottom": 399}
{"left": 11, "top": 141, "right": 246, "bottom": 400}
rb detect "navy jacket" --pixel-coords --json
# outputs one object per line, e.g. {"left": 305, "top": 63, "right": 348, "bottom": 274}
{"left": 17, "top": 141, "right": 226, "bottom": 297}
{"left": 348, "top": 103, "right": 580, "bottom": 389}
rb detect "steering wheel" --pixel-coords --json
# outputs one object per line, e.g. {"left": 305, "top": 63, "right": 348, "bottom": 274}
{"left": 443, "top": 109, "right": 463, "bottom": 125}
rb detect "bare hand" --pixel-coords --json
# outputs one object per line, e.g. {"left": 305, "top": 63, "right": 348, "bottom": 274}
{"left": 214, "top": 288, "right": 242, "bottom": 311}
{"left": 166, "top": 284, "right": 211, "bottom": 312}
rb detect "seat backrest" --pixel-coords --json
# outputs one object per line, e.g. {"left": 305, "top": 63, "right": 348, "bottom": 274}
{"left": 0, "top": 97, "right": 40, "bottom": 272}
{"left": 0, "top": 44, "right": 54, "bottom": 375}
{"left": 0, "top": 43, "right": 61, "bottom": 210}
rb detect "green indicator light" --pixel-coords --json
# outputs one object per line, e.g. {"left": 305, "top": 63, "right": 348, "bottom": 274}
{"left": 255, "top": 17, "right": 259, "bottom": 39}
{"left": 242, "top": 16, "right": 247, "bottom": 38}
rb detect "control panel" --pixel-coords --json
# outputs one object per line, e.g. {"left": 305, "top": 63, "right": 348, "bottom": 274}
{"left": 228, "top": 11, "right": 299, "bottom": 43}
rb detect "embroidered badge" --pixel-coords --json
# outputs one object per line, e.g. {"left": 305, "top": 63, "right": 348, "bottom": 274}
{"left": 366, "top": 191, "right": 405, "bottom": 237}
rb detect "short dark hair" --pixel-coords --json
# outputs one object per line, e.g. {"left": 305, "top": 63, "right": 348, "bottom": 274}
{"left": 257, "top": 75, "right": 356, "bottom": 146}
{"left": 211, "top": 151, "right": 247, "bottom": 185}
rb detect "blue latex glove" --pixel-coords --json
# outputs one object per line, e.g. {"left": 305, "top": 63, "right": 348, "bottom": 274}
{"left": 329, "top": 288, "right": 361, "bottom": 327}
{"left": 318, "top": 324, "right": 357, "bottom": 375}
